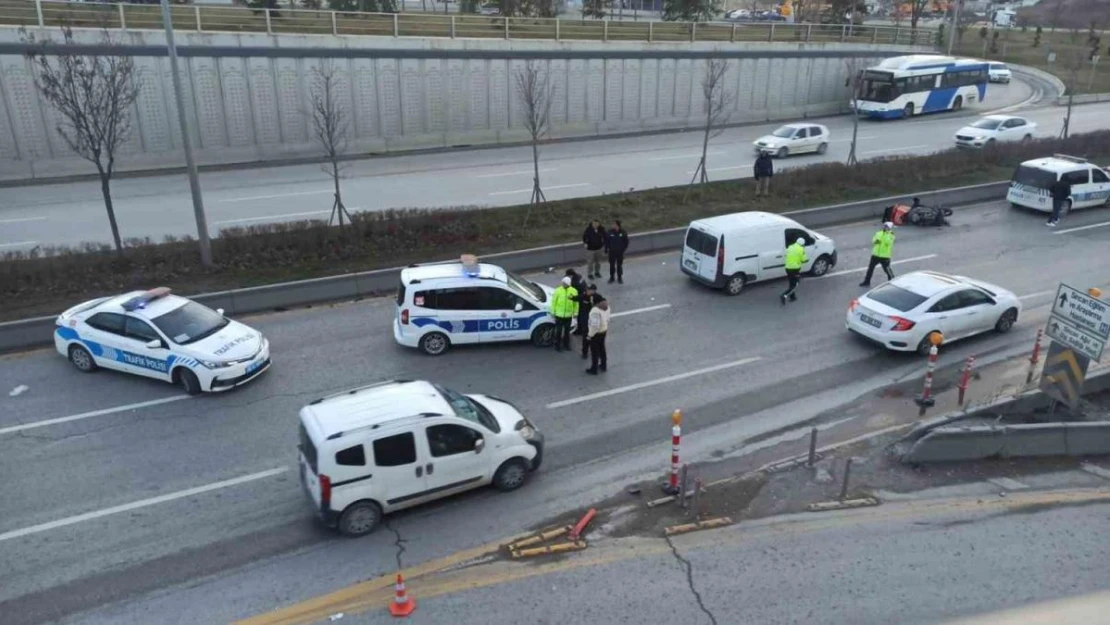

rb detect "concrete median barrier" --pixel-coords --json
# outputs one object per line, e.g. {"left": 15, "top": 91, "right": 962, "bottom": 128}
{"left": 0, "top": 181, "right": 1006, "bottom": 354}
{"left": 904, "top": 421, "right": 1110, "bottom": 463}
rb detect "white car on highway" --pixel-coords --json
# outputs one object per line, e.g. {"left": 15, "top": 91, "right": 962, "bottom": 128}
{"left": 846, "top": 271, "right": 1021, "bottom": 355}
{"left": 54, "top": 287, "right": 271, "bottom": 394}
{"left": 753, "top": 123, "right": 830, "bottom": 158}
{"left": 988, "top": 62, "right": 1012, "bottom": 83}
{"left": 954, "top": 115, "right": 1036, "bottom": 148}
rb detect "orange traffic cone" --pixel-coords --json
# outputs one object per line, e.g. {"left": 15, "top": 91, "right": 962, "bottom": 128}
{"left": 388, "top": 573, "right": 416, "bottom": 617}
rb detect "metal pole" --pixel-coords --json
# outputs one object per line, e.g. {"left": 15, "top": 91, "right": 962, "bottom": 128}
{"left": 678, "top": 464, "right": 689, "bottom": 509}
{"left": 160, "top": 0, "right": 212, "bottom": 267}
{"left": 947, "top": 0, "right": 961, "bottom": 55}
{"left": 915, "top": 343, "right": 939, "bottom": 416}
{"left": 35, "top": 0, "right": 44, "bottom": 27}
{"left": 195, "top": 5, "right": 202, "bottom": 31}
{"left": 118, "top": 3, "right": 126, "bottom": 29}
{"left": 957, "top": 355, "right": 975, "bottom": 406}
{"left": 265, "top": 8, "right": 272, "bottom": 34}
{"left": 1026, "top": 328, "right": 1043, "bottom": 385}
{"left": 839, "top": 458, "right": 853, "bottom": 501}
{"left": 331, "top": 10, "right": 338, "bottom": 35}
{"left": 691, "top": 477, "right": 703, "bottom": 520}
{"left": 807, "top": 427, "right": 818, "bottom": 467}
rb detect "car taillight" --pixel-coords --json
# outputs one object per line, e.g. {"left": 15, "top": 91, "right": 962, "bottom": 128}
{"left": 890, "top": 316, "right": 916, "bottom": 332}
{"left": 319, "top": 474, "right": 332, "bottom": 509}
{"left": 716, "top": 243, "right": 724, "bottom": 278}
{"left": 400, "top": 309, "right": 409, "bottom": 325}
{"left": 848, "top": 298, "right": 859, "bottom": 313}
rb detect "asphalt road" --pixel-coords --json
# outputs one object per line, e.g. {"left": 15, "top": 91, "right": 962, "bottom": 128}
{"left": 3, "top": 78, "right": 1090, "bottom": 251}
{"left": 2, "top": 198, "right": 1110, "bottom": 624}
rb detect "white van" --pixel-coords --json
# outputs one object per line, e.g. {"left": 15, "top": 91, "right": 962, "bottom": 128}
{"left": 680, "top": 212, "right": 838, "bottom": 295}
{"left": 298, "top": 380, "right": 543, "bottom": 536}
{"left": 1007, "top": 154, "right": 1110, "bottom": 214}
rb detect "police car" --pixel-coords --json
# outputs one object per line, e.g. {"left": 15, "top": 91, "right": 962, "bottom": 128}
{"left": 394, "top": 255, "right": 563, "bottom": 356}
{"left": 1007, "top": 154, "right": 1110, "bottom": 214}
{"left": 54, "top": 287, "right": 271, "bottom": 394}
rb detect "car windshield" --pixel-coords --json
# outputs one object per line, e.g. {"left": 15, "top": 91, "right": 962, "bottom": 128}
{"left": 991, "top": 64, "right": 1007, "bottom": 70}
{"left": 859, "top": 79, "right": 895, "bottom": 102}
{"left": 436, "top": 385, "right": 499, "bottom": 432}
{"left": 505, "top": 270, "right": 545, "bottom": 303}
{"left": 1011, "top": 165, "right": 1057, "bottom": 189}
{"left": 971, "top": 118, "right": 1003, "bottom": 130}
{"left": 771, "top": 127, "right": 796, "bottom": 138}
{"left": 867, "top": 283, "right": 928, "bottom": 312}
{"left": 151, "top": 301, "right": 230, "bottom": 345}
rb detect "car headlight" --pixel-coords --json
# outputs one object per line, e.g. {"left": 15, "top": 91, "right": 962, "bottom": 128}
{"left": 199, "top": 359, "right": 232, "bottom": 369}
{"left": 515, "top": 418, "right": 538, "bottom": 440}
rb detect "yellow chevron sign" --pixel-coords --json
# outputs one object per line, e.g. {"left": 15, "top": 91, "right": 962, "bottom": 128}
{"left": 1039, "top": 341, "right": 1090, "bottom": 409}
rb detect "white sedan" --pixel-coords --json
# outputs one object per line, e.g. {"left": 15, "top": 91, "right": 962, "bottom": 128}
{"left": 54, "top": 287, "right": 271, "bottom": 394}
{"left": 988, "top": 62, "right": 1012, "bottom": 83}
{"left": 753, "top": 123, "right": 830, "bottom": 158}
{"left": 954, "top": 115, "right": 1036, "bottom": 148}
{"left": 846, "top": 271, "right": 1021, "bottom": 355}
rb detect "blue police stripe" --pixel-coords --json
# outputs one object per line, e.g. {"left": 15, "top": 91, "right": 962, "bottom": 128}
{"left": 411, "top": 312, "right": 549, "bottom": 334}
{"left": 56, "top": 326, "right": 187, "bottom": 374}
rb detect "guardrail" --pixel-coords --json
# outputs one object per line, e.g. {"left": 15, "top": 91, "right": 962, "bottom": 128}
{"left": 0, "top": 0, "right": 933, "bottom": 46}
{"left": 0, "top": 180, "right": 1004, "bottom": 354}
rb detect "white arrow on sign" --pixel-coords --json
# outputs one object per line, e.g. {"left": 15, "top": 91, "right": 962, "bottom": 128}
{"left": 1047, "top": 315, "right": 1106, "bottom": 362}
{"left": 1052, "top": 284, "right": 1110, "bottom": 340}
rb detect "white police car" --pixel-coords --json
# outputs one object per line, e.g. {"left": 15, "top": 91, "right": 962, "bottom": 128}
{"left": 54, "top": 287, "right": 271, "bottom": 394}
{"left": 1008, "top": 154, "right": 1110, "bottom": 214}
{"left": 394, "top": 256, "right": 563, "bottom": 356}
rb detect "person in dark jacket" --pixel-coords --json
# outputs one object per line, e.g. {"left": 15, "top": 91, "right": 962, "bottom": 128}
{"left": 605, "top": 220, "right": 629, "bottom": 284}
{"left": 1048, "top": 177, "right": 1072, "bottom": 227}
{"left": 583, "top": 220, "right": 607, "bottom": 279}
{"left": 754, "top": 151, "right": 774, "bottom": 197}
{"left": 577, "top": 284, "right": 597, "bottom": 358}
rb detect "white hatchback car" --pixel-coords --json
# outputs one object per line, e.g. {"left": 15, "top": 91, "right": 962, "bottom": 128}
{"left": 846, "top": 271, "right": 1021, "bottom": 355}
{"left": 753, "top": 123, "right": 831, "bottom": 158}
{"left": 988, "top": 62, "right": 1012, "bottom": 83}
{"left": 54, "top": 287, "right": 270, "bottom": 394}
{"left": 954, "top": 115, "right": 1036, "bottom": 148}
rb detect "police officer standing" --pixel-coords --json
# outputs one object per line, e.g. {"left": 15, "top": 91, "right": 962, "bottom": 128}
{"left": 606, "top": 220, "right": 629, "bottom": 284}
{"left": 859, "top": 222, "right": 896, "bottom": 288}
{"left": 780, "top": 237, "right": 807, "bottom": 305}
{"left": 1047, "top": 176, "right": 1072, "bottom": 227}
{"left": 550, "top": 276, "right": 578, "bottom": 352}
{"left": 577, "top": 284, "right": 597, "bottom": 358}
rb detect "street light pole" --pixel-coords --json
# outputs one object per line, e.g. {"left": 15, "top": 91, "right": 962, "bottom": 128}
{"left": 160, "top": 0, "right": 212, "bottom": 266}
{"left": 946, "top": 0, "right": 962, "bottom": 56}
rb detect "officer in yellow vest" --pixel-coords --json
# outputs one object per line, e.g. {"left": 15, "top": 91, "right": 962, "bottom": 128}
{"left": 781, "top": 237, "right": 808, "bottom": 305}
{"left": 550, "top": 276, "right": 579, "bottom": 352}
{"left": 859, "top": 222, "right": 896, "bottom": 288}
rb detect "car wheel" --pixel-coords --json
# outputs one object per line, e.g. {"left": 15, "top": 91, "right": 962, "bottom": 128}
{"left": 68, "top": 345, "right": 98, "bottom": 372}
{"left": 916, "top": 332, "right": 941, "bottom": 356}
{"left": 418, "top": 332, "right": 450, "bottom": 356}
{"left": 776, "top": 147, "right": 788, "bottom": 158}
{"left": 724, "top": 273, "right": 746, "bottom": 296}
{"left": 816, "top": 142, "right": 828, "bottom": 155}
{"left": 994, "top": 308, "right": 1018, "bottom": 333}
{"left": 339, "top": 501, "right": 382, "bottom": 537}
{"left": 903, "top": 103, "right": 915, "bottom": 118}
{"left": 809, "top": 255, "right": 832, "bottom": 277}
{"left": 176, "top": 368, "right": 203, "bottom": 395}
{"left": 530, "top": 323, "right": 555, "bottom": 347}
{"left": 986, "top": 138, "right": 996, "bottom": 147}
{"left": 952, "top": 96, "right": 963, "bottom": 110}
{"left": 492, "top": 459, "right": 529, "bottom": 492}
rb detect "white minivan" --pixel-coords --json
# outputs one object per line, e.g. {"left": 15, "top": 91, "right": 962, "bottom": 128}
{"left": 298, "top": 380, "right": 543, "bottom": 536}
{"left": 680, "top": 212, "right": 838, "bottom": 295}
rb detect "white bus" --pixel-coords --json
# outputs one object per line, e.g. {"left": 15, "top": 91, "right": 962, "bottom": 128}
{"left": 853, "top": 55, "right": 990, "bottom": 120}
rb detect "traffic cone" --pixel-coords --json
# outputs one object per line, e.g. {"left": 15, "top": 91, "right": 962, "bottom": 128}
{"left": 388, "top": 573, "right": 416, "bottom": 617}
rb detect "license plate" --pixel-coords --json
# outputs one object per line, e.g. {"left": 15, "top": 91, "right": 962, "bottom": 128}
{"left": 246, "top": 358, "right": 265, "bottom": 374}
{"left": 683, "top": 258, "right": 698, "bottom": 270}
{"left": 859, "top": 314, "right": 883, "bottom": 329}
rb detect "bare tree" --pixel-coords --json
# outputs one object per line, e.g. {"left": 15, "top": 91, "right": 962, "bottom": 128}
{"left": 687, "top": 58, "right": 732, "bottom": 199}
{"left": 1059, "top": 49, "right": 1087, "bottom": 140}
{"left": 909, "top": 0, "right": 929, "bottom": 29}
{"left": 307, "top": 62, "right": 354, "bottom": 226}
{"left": 514, "top": 60, "right": 557, "bottom": 225}
{"left": 20, "top": 25, "right": 141, "bottom": 254}
{"left": 844, "top": 57, "right": 866, "bottom": 166}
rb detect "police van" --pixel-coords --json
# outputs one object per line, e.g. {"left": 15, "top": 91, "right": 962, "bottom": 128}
{"left": 394, "top": 255, "right": 563, "bottom": 355}
{"left": 1007, "top": 154, "right": 1110, "bottom": 214}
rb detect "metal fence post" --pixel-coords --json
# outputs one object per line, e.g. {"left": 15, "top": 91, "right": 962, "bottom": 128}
{"left": 504, "top": 16, "right": 509, "bottom": 39}
{"left": 331, "top": 11, "right": 337, "bottom": 35}
{"left": 839, "top": 24, "right": 845, "bottom": 42}
{"left": 807, "top": 427, "right": 818, "bottom": 468}
{"left": 871, "top": 26, "right": 878, "bottom": 44}
{"left": 393, "top": 13, "right": 399, "bottom": 37}
{"left": 35, "top": 0, "right": 44, "bottom": 27}
{"left": 893, "top": 26, "right": 900, "bottom": 44}
{"left": 839, "top": 458, "right": 853, "bottom": 501}
{"left": 648, "top": 21, "right": 653, "bottom": 42}
{"left": 265, "top": 9, "right": 272, "bottom": 34}
{"left": 195, "top": 5, "right": 202, "bottom": 31}
{"left": 805, "top": 23, "right": 812, "bottom": 42}
{"left": 554, "top": 17, "right": 558, "bottom": 40}
{"left": 118, "top": 3, "right": 126, "bottom": 29}
{"left": 730, "top": 23, "right": 736, "bottom": 42}
{"left": 450, "top": 15, "right": 456, "bottom": 38}
{"left": 603, "top": 19, "right": 608, "bottom": 42}
{"left": 690, "top": 22, "right": 696, "bottom": 43}
{"left": 768, "top": 23, "right": 775, "bottom": 42}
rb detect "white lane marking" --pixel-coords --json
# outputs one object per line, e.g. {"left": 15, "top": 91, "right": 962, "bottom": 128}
{"left": 0, "top": 467, "right": 288, "bottom": 543}
{"left": 212, "top": 210, "right": 332, "bottom": 226}
{"left": 489, "top": 183, "right": 590, "bottom": 196}
{"left": 987, "top": 477, "right": 1029, "bottom": 491}
{"left": 1052, "top": 220, "right": 1110, "bottom": 235}
{"left": 0, "top": 395, "right": 191, "bottom": 435}
{"left": 545, "top": 357, "right": 762, "bottom": 409}
{"left": 1080, "top": 463, "right": 1110, "bottom": 481}
{"left": 818, "top": 254, "right": 938, "bottom": 279}
{"left": 9, "top": 385, "right": 29, "bottom": 397}
{"left": 1018, "top": 289, "right": 1056, "bottom": 301}
{"left": 476, "top": 168, "right": 555, "bottom": 179}
{"left": 218, "top": 189, "right": 331, "bottom": 203}
{"left": 0, "top": 217, "right": 48, "bottom": 224}
{"left": 650, "top": 151, "right": 726, "bottom": 161}
{"left": 0, "top": 240, "right": 38, "bottom": 248}
{"left": 860, "top": 145, "right": 929, "bottom": 155}
{"left": 611, "top": 303, "right": 671, "bottom": 318}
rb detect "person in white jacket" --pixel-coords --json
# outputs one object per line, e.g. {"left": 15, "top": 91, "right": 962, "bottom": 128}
{"left": 585, "top": 297, "right": 610, "bottom": 375}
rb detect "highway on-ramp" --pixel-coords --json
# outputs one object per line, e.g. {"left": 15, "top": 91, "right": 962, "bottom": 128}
{"left": 2, "top": 198, "right": 1110, "bottom": 624}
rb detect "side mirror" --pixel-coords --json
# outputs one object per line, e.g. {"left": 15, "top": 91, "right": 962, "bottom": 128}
{"left": 474, "top": 438, "right": 485, "bottom": 454}
{"left": 514, "top": 302, "right": 523, "bottom": 312}
{"left": 145, "top": 339, "right": 162, "bottom": 349}
{"left": 216, "top": 308, "right": 225, "bottom": 316}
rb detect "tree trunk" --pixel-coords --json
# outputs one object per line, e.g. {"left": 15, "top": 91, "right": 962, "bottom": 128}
{"left": 98, "top": 167, "right": 124, "bottom": 253}
{"left": 699, "top": 112, "right": 711, "bottom": 183}
{"left": 332, "top": 159, "right": 344, "bottom": 226}
{"left": 848, "top": 105, "right": 860, "bottom": 165}
{"left": 531, "top": 139, "right": 541, "bottom": 202}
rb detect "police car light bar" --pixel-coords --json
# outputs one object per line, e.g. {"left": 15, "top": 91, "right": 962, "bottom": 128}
{"left": 460, "top": 254, "right": 480, "bottom": 278}
{"left": 121, "top": 286, "right": 172, "bottom": 311}
{"left": 1052, "top": 154, "right": 1089, "bottom": 163}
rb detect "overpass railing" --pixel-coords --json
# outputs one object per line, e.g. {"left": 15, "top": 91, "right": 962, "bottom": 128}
{"left": 0, "top": 0, "right": 934, "bottom": 46}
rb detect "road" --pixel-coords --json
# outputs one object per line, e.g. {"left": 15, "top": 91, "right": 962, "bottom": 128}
{"left": 2, "top": 78, "right": 1089, "bottom": 251}
{"left": 2, "top": 198, "right": 1110, "bottom": 624}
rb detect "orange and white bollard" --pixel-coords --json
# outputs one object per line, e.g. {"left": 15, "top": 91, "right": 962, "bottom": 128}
{"left": 663, "top": 410, "right": 683, "bottom": 495}
{"left": 957, "top": 355, "right": 975, "bottom": 406}
{"left": 388, "top": 573, "right": 416, "bottom": 617}
{"left": 914, "top": 333, "right": 942, "bottom": 416}
{"left": 1026, "top": 327, "right": 1043, "bottom": 385}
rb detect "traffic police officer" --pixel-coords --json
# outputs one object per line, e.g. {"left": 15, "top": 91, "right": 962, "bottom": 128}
{"left": 550, "top": 276, "right": 579, "bottom": 352}
{"left": 781, "top": 237, "right": 807, "bottom": 305}
{"left": 859, "top": 222, "right": 895, "bottom": 288}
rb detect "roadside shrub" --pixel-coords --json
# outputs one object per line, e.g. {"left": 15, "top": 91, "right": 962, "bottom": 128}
{"left": 3, "top": 131, "right": 1110, "bottom": 320}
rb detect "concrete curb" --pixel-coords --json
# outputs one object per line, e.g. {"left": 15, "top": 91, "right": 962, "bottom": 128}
{"left": 0, "top": 180, "right": 1007, "bottom": 354}
{"left": 1055, "top": 93, "right": 1110, "bottom": 106}
{"left": 1009, "top": 62, "right": 1066, "bottom": 99}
